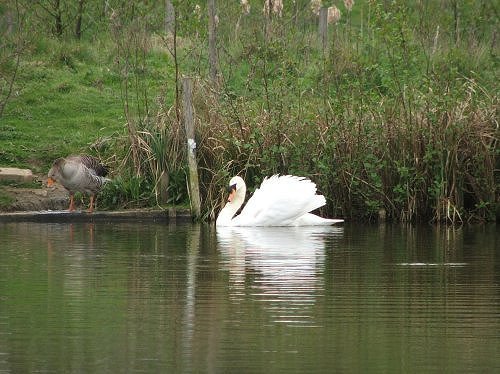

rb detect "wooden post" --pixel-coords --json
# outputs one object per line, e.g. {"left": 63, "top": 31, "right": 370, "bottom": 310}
{"left": 208, "top": 0, "right": 218, "bottom": 84}
{"left": 319, "top": 7, "right": 328, "bottom": 53}
{"left": 182, "top": 77, "right": 201, "bottom": 219}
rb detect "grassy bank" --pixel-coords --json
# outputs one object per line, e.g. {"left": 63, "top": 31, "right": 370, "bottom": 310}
{"left": 1, "top": 1, "right": 498, "bottom": 222}
{"left": 1, "top": 38, "right": 124, "bottom": 170}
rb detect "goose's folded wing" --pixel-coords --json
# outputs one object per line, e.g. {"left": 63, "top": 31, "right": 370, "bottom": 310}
{"left": 68, "top": 155, "right": 109, "bottom": 177}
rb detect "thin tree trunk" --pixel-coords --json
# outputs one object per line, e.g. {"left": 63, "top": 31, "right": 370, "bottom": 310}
{"left": 165, "top": 0, "right": 174, "bottom": 34}
{"left": 452, "top": 0, "right": 460, "bottom": 45}
{"left": 0, "top": 2, "right": 21, "bottom": 118}
{"left": 319, "top": 7, "right": 328, "bottom": 52}
{"left": 54, "top": 0, "right": 62, "bottom": 36}
{"left": 75, "top": 0, "right": 85, "bottom": 39}
{"left": 208, "top": 0, "right": 218, "bottom": 84}
{"left": 264, "top": 0, "right": 272, "bottom": 40}
{"left": 172, "top": 7, "right": 180, "bottom": 122}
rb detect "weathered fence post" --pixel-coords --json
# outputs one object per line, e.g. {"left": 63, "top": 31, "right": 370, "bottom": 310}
{"left": 182, "top": 77, "right": 201, "bottom": 219}
{"left": 319, "top": 7, "right": 328, "bottom": 52}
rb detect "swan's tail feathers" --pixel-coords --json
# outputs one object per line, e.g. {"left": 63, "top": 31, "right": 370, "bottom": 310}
{"left": 306, "top": 194, "right": 327, "bottom": 213}
{"left": 293, "top": 213, "right": 344, "bottom": 226}
{"left": 323, "top": 218, "right": 345, "bottom": 225}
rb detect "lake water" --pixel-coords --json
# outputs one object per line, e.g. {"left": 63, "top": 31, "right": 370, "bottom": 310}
{"left": 0, "top": 221, "right": 498, "bottom": 373}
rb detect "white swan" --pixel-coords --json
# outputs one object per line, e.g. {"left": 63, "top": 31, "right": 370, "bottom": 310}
{"left": 216, "top": 175, "right": 344, "bottom": 226}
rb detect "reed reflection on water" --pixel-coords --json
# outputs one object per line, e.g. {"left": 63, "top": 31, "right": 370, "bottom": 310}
{"left": 0, "top": 221, "right": 498, "bottom": 373}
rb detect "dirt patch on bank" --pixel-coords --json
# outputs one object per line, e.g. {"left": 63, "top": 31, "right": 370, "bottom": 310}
{"left": 1, "top": 174, "right": 69, "bottom": 212}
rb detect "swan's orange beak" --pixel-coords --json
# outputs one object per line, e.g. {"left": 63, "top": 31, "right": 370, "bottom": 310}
{"left": 47, "top": 177, "right": 55, "bottom": 187}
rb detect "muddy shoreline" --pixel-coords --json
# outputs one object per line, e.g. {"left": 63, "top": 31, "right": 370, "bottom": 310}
{"left": 0, "top": 174, "right": 192, "bottom": 222}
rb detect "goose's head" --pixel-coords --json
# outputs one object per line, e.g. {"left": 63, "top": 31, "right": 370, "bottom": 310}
{"left": 47, "top": 158, "right": 65, "bottom": 187}
{"left": 227, "top": 176, "right": 246, "bottom": 203}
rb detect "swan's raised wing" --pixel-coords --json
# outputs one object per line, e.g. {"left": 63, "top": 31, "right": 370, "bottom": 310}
{"left": 234, "top": 175, "right": 326, "bottom": 226}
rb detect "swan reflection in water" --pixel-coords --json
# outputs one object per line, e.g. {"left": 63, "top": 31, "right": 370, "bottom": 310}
{"left": 217, "top": 226, "right": 344, "bottom": 326}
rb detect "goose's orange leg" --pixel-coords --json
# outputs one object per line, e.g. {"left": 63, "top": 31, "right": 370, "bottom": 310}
{"left": 87, "top": 195, "right": 95, "bottom": 213}
{"left": 68, "top": 194, "right": 76, "bottom": 212}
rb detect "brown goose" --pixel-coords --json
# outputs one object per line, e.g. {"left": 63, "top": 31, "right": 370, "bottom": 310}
{"left": 47, "top": 155, "right": 110, "bottom": 213}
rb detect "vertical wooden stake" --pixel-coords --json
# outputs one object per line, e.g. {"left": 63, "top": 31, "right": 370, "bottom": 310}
{"left": 182, "top": 77, "right": 201, "bottom": 219}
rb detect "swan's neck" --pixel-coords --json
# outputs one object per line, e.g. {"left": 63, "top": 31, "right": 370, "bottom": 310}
{"left": 216, "top": 186, "right": 246, "bottom": 226}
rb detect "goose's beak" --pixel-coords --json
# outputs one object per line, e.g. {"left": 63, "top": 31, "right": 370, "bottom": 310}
{"left": 47, "top": 177, "right": 55, "bottom": 187}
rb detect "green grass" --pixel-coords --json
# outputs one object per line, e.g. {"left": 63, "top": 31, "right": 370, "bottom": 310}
{"left": 1, "top": 56, "right": 124, "bottom": 172}
{"left": 0, "top": 37, "right": 173, "bottom": 174}
{"left": 0, "top": 193, "right": 14, "bottom": 210}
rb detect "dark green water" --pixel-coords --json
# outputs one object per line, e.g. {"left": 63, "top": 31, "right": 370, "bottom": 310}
{"left": 0, "top": 222, "right": 498, "bottom": 373}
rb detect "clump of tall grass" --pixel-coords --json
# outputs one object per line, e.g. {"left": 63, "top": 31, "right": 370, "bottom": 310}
{"left": 334, "top": 78, "right": 497, "bottom": 223}
{"left": 95, "top": 110, "right": 187, "bottom": 210}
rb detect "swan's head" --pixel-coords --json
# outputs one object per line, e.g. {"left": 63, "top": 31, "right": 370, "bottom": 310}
{"left": 217, "top": 176, "right": 247, "bottom": 226}
{"left": 227, "top": 176, "right": 245, "bottom": 202}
